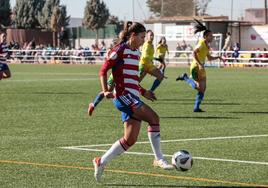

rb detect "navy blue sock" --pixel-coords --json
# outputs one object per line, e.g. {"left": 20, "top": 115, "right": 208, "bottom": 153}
{"left": 184, "top": 77, "right": 197, "bottom": 89}
{"left": 194, "top": 92, "right": 204, "bottom": 110}
{"left": 93, "top": 92, "right": 104, "bottom": 107}
{"left": 150, "top": 79, "right": 162, "bottom": 92}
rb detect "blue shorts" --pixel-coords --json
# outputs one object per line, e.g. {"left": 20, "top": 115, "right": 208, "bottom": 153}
{"left": 113, "top": 93, "right": 144, "bottom": 122}
{"left": 0, "top": 62, "right": 9, "bottom": 71}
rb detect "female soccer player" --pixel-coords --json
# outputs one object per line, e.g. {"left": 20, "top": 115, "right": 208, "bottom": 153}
{"left": 139, "top": 30, "right": 164, "bottom": 92}
{"left": 0, "top": 32, "right": 11, "bottom": 80}
{"left": 155, "top": 36, "right": 169, "bottom": 74}
{"left": 88, "top": 30, "right": 164, "bottom": 116}
{"left": 176, "top": 19, "right": 222, "bottom": 112}
{"left": 92, "top": 22, "right": 173, "bottom": 183}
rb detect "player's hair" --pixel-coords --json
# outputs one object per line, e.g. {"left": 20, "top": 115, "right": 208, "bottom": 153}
{"left": 158, "top": 36, "right": 166, "bottom": 45}
{"left": 119, "top": 21, "right": 146, "bottom": 44}
{"left": 193, "top": 19, "right": 211, "bottom": 38}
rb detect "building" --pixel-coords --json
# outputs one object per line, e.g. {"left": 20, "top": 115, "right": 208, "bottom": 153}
{"left": 245, "top": 8, "right": 268, "bottom": 24}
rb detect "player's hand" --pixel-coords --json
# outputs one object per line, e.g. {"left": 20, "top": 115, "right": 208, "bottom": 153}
{"left": 104, "top": 91, "right": 114, "bottom": 99}
{"left": 143, "top": 90, "right": 157, "bottom": 101}
{"left": 198, "top": 63, "right": 204, "bottom": 70}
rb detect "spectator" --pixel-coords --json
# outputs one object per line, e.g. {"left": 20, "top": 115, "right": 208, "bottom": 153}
{"left": 262, "top": 48, "right": 268, "bottom": 63}
{"left": 232, "top": 43, "right": 240, "bottom": 62}
{"left": 99, "top": 41, "right": 106, "bottom": 56}
{"left": 180, "top": 40, "right": 187, "bottom": 50}
{"left": 175, "top": 42, "right": 182, "bottom": 57}
{"left": 249, "top": 48, "right": 256, "bottom": 63}
{"left": 222, "top": 32, "right": 231, "bottom": 51}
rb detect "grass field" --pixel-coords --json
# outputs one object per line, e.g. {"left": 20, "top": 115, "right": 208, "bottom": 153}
{"left": 0, "top": 64, "right": 268, "bottom": 187}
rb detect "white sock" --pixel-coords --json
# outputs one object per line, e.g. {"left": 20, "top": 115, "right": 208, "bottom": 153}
{"left": 148, "top": 132, "right": 164, "bottom": 160}
{"left": 100, "top": 138, "right": 129, "bottom": 165}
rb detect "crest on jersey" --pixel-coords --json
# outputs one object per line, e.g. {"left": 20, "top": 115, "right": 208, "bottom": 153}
{"left": 109, "top": 51, "right": 118, "bottom": 60}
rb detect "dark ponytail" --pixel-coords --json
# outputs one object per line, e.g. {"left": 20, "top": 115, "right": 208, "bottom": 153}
{"left": 118, "top": 21, "right": 146, "bottom": 44}
{"left": 193, "top": 19, "right": 211, "bottom": 37}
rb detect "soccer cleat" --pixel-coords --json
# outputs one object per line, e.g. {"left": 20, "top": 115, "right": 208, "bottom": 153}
{"left": 176, "top": 73, "right": 188, "bottom": 81}
{"left": 193, "top": 108, "right": 205, "bottom": 113}
{"left": 88, "top": 103, "right": 95, "bottom": 116}
{"left": 92, "top": 157, "right": 105, "bottom": 182}
{"left": 153, "top": 159, "right": 174, "bottom": 170}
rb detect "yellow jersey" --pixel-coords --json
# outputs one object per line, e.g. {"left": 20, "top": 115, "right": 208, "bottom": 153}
{"left": 192, "top": 39, "right": 209, "bottom": 66}
{"left": 140, "top": 41, "right": 154, "bottom": 65}
{"left": 156, "top": 44, "right": 168, "bottom": 58}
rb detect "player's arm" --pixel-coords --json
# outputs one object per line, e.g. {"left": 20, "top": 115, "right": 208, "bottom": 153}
{"left": 207, "top": 53, "right": 222, "bottom": 61}
{"left": 99, "top": 52, "right": 118, "bottom": 98}
{"left": 193, "top": 48, "right": 203, "bottom": 68}
{"left": 139, "top": 85, "right": 156, "bottom": 101}
{"left": 166, "top": 45, "right": 169, "bottom": 55}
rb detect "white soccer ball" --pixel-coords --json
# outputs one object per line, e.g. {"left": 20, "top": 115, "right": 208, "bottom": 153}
{"left": 172, "top": 150, "right": 193, "bottom": 171}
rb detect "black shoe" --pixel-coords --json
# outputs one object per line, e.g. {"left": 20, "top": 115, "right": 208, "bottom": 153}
{"left": 176, "top": 73, "right": 188, "bottom": 81}
{"left": 193, "top": 108, "right": 205, "bottom": 112}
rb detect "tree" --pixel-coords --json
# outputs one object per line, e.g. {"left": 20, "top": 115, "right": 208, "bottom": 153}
{"left": 0, "top": 0, "right": 11, "bottom": 27}
{"left": 194, "top": 0, "right": 211, "bottom": 16}
{"left": 51, "top": 5, "right": 70, "bottom": 47}
{"left": 146, "top": 0, "right": 195, "bottom": 17}
{"left": 107, "top": 15, "right": 124, "bottom": 34}
{"left": 38, "top": 0, "right": 60, "bottom": 30}
{"left": 83, "top": 0, "right": 110, "bottom": 45}
{"left": 13, "top": 0, "right": 45, "bottom": 29}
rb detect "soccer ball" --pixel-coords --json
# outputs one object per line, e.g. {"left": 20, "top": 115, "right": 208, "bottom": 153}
{"left": 172, "top": 150, "right": 193, "bottom": 171}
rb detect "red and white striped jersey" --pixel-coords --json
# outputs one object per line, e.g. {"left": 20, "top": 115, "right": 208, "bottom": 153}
{"left": 99, "top": 43, "right": 142, "bottom": 98}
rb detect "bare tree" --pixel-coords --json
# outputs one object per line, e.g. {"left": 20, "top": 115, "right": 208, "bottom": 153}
{"left": 194, "top": 0, "right": 211, "bottom": 16}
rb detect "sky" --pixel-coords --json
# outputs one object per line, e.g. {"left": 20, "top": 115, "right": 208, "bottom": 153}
{"left": 10, "top": 0, "right": 266, "bottom": 21}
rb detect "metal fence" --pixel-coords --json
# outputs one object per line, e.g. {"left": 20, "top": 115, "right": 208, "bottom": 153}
{"left": 6, "top": 49, "right": 268, "bottom": 67}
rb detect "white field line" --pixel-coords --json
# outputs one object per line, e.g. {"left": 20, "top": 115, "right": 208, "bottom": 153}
{"left": 64, "top": 134, "right": 268, "bottom": 148}
{"left": 61, "top": 134, "right": 268, "bottom": 166}
{"left": 61, "top": 147, "right": 268, "bottom": 166}
{"left": 6, "top": 78, "right": 98, "bottom": 82}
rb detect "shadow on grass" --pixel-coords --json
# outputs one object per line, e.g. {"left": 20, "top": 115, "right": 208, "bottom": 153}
{"left": 104, "top": 184, "right": 191, "bottom": 187}
{"left": 203, "top": 102, "right": 240, "bottom": 106}
{"left": 160, "top": 116, "right": 239, "bottom": 120}
{"left": 231, "top": 111, "right": 268, "bottom": 114}
{"left": 157, "top": 98, "right": 224, "bottom": 102}
{"left": 31, "top": 91, "right": 87, "bottom": 95}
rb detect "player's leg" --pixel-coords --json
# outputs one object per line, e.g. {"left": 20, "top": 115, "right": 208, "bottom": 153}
{"left": 176, "top": 66, "right": 197, "bottom": 89}
{"left": 88, "top": 75, "right": 114, "bottom": 116}
{"left": 194, "top": 79, "right": 206, "bottom": 112}
{"left": 149, "top": 66, "right": 164, "bottom": 92}
{"left": 193, "top": 70, "right": 206, "bottom": 112}
{"left": 0, "top": 63, "right": 11, "bottom": 80}
{"left": 93, "top": 97, "right": 142, "bottom": 182}
{"left": 132, "top": 103, "right": 173, "bottom": 170}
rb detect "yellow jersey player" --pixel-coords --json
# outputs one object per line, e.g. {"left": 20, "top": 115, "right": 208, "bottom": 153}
{"left": 139, "top": 30, "right": 164, "bottom": 92}
{"left": 155, "top": 36, "right": 169, "bottom": 74}
{"left": 176, "top": 19, "right": 222, "bottom": 112}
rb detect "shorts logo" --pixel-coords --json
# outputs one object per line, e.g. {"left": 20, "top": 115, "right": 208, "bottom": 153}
{"left": 109, "top": 52, "right": 118, "bottom": 60}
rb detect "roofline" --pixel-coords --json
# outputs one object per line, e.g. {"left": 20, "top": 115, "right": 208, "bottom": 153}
{"left": 144, "top": 16, "right": 250, "bottom": 24}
